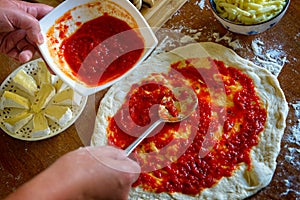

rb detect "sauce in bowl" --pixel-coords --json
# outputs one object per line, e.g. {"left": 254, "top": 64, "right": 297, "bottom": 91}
{"left": 40, "top": 0, "right": 157, "bottom": 95}
{"left": 60, "top": 13, "right": 144, "bottom": 87}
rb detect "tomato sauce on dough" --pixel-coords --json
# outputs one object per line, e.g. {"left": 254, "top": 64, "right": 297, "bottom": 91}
{"left": 60, "top": 13, "right": 144, "bottom": 86}
{"left": 107, "top": 58, "right": 267, "bottom": 195}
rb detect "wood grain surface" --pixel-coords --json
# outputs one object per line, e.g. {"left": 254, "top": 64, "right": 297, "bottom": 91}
{"left": 0, "top": 0, "right": 299, "bottom": 199}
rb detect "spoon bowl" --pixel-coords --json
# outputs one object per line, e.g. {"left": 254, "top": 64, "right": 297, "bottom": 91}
{"left": 125, "top": 86, "right": 198, "bottom": 156}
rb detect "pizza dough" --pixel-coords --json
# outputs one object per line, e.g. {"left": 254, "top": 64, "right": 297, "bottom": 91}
{"left": 91, "top": 42, "right": 288, "bottom": 199}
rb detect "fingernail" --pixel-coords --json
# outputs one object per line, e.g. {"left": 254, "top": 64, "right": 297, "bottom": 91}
{"left": 38, "top": 33, "right": 44, "bottom": 44}
{"left": 19, "top": 53, "right": 31, "bottom": 63}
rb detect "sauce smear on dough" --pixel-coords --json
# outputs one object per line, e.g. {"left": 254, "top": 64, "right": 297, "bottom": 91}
{"left": 60, "top": 13, "right": 144, "bottom": 86}
{"left": 107, "top": 58, "right": 267, "bottom": 195}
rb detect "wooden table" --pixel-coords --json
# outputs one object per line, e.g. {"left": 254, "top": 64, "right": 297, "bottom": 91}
{"left": 0, "top": 0, "right": 299, "bottom": 199}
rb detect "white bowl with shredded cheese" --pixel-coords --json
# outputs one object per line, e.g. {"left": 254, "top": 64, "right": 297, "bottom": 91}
{"left": 209, "top": 0, "right": 290, "bottom": 35}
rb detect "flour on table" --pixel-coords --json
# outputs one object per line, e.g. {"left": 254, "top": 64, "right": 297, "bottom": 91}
{"left": 285, "top": 101, "right": 300, "bottom": 169}
{"left": 211, "top": 32, "right": 242, "bottom": 50}
{"left": 250, "top": 39, "right": 287, "bottom": 77}
{"left": 295, "top": 32, "right": 300, "bottom": 40}
{"left": 281, "top": 178, "right": 300, "bottom": 198}
{"left": 154, "top": 27, "right": 287, "bottom": 77}
{"left": 152, "top": 28, "right": 243, "bottom": 56}
{"left": 279, "top": 101, "right": 300, "bottom": 198}
{"left": 195, "top": 0, "right": 206, "bottom": 10}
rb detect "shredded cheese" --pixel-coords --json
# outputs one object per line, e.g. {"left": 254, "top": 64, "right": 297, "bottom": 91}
{"left": 214, "top": 0, "right": 287, "bottom": 24}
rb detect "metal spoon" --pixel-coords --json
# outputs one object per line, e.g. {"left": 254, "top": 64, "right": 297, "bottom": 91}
{"left": 125, "top": 86, "right": 198, "bottom": 156}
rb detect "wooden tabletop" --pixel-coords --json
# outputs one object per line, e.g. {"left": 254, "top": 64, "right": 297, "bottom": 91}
{"left": 0, "top": 0, "right": 299, "bottom": 199}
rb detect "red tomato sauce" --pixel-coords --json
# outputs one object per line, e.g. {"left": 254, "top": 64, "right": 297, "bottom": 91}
{"left": 107, "top": 58, "right": 267, "bottom": 195}
{"left": 60, "top": 13, "right": 144, "bottom": 86}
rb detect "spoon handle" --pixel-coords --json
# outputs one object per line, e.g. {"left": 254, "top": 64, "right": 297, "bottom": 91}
{"left": 125, "top": 119, "right": 163, "bottom": 156}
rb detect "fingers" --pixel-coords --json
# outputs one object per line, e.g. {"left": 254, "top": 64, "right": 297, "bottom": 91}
{"left": 84, "top": 146, "right": 141, "bottom": 175}
{"left": 43, "top": 146, "right": 140, "bottom": 199}
{"left": 0, "top": 0, "right": 53, "bottom": 62}
{"left": 9, "top": 1, "right": 53, "bottom": 44}
{"left": 90, "top": 145, "right": 141, "bottom": 186}
{"left": 18, "top": 1, "right": 53, "bottom": 19}
{"left": 0, "top": 30, "right": 26, "bottom": 53}
{"left": 17, "top": 41, "right": 35, "bottom": 63}
{"left": 9, "top": 9, "right": 44, "bottom": 44}
{"left": 18, "top": 1, "right": 53, "bottom": 44}
{"left": 7, "top": 43, "right": 35, "bottom": 63}
{"left": 0, "top": 30, "right": 36, "bottom": 63}
{"left": 6, "top": 49, "right": 19, "bottom": 61}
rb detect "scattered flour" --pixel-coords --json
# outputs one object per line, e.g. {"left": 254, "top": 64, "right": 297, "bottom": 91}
{"left": 285, "top": 147, "right": 300, "bottom": 170}
{"left": 250, "top": 38, "right": 287, "bottom": 77}
{"left": 295, "top": 32, "right": 300, "bottom": 40}
{"left": 153, "top": 28, "right": 243, "bottom": 56}
{"left": 154, "top": 26, "right": 287, "bottom": 77}
{"left": 281, "top": 178, "right": 300, "bottom": 198}
{"left": 280, "top": 101, "right": 300, "bottom": 198}
{"left": 285, "top": 101, "right": 300, "bottom": 170}
{"left": 195, "top": 0, "right": 206, "bottom": 10}
{"left": 211, "top": 32, "right": 242, "bottom": 50}
{"left": 288, "top": 102, "right": 300, "bottom": 147}
{"left": 164, "top": 0, "right": 289, "bottom": 77}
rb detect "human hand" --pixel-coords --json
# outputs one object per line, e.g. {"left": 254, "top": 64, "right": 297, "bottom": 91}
{"left": 0, "top": 0, "right": 53, "bottom": 63}
{"left": 6, "top": 146, "right": 141, "bottom": 200}
{"left": 54, "top": 146, "right": 141, "bottom": 200}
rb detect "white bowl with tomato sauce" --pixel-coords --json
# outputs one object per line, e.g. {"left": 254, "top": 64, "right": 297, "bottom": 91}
{"left": 38, "top": 0, "right": 158, "bottom": 96}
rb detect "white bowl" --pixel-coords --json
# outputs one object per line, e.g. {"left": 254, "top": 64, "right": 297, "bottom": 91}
{"left": 38, "top": 0, "right": 157, "bottom": 96}
{"left": 209, "top": 0, "right": 290, "bottom": 35}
